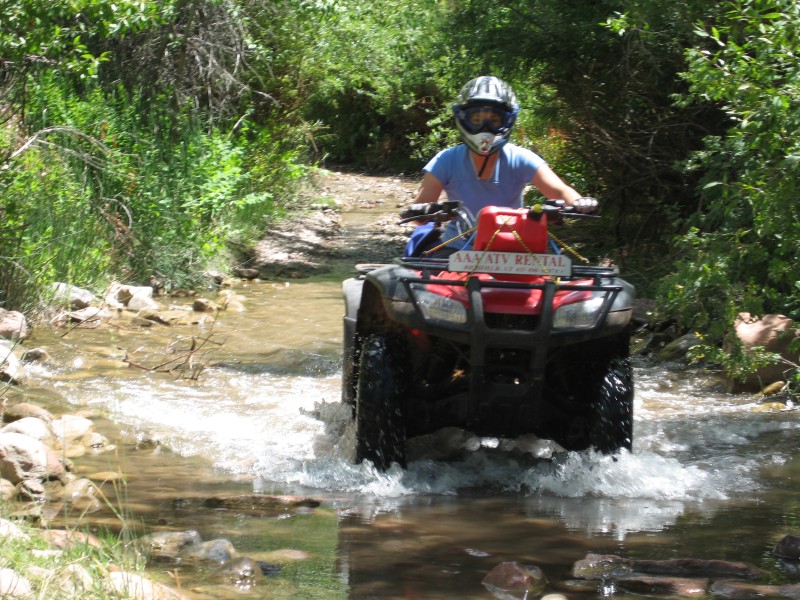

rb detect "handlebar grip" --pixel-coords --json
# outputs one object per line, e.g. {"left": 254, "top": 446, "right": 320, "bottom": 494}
{"left": 398, "top": 201, "right": 462, "bottom": 224}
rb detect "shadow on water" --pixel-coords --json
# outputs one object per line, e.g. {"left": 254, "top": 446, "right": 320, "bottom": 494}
{"left": 215, "top": 348, "right": 341, "bottom": 376}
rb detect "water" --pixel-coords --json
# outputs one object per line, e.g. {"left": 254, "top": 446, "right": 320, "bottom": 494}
{"left": 17, "top": 272, "right": 800, "bottom": 599}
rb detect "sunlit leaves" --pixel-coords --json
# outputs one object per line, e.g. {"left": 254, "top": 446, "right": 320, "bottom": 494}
{"left": 0, "top": 0, "right": 168, "bottom": 79}
{"left": 661, "top": 0, "right": 800, "bottom": 343}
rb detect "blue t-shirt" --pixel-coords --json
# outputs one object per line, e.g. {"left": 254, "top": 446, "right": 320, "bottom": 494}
{"left": 424, "top": 143, "right": 545, "bottom": 249}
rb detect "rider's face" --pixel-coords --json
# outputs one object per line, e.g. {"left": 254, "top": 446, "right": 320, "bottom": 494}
{"left": 467, "top": 108, "right": 504, "bottom": 130}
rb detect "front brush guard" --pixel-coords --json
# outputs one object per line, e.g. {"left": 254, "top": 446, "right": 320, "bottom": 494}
{"left": 396, "top": 274, "right": 624, "bottom": 432}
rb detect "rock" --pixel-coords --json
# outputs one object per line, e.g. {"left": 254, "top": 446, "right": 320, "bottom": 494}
{"left": 233, "top": 267, "right": 260, "bottom": 279}
{"left": 50, "top": 414, "right": 95, "bottom": 446}
{"left": 104, "top": 281, "right": 135, "bottom": 307}
{"left": 0, "top": 478, "right": 15, "bottom": 500}
{"left": 137, "top": 530, "right": 203, "bottom": 562}
{"left": 18, "top": 478, "right": 46, "bottom": 500}
{"left": 0, "top": 518, "right": 30, "bottom": 542}
{"left": 104, "top": 282, "right": 162, "bottom": 311}
{"left": 217, "top": 557, "right": 266, "bottom": 589}
{"left": 53, "top": 564, "right": 95, "bottom": 597}
{"left": 104, "top": 571, "right": 189, "bottom": 600}
{"left": 20, "top": 348, "right": 49, "bottom": 363}
{"left": 656, "top": 333, "right": 702, "bottom": 362}
{"left": 573, "top": 554, "right": 766, "bottom": 580}
{"left": 482, "top": 561, "right": 547, "bottom": 600}
{"left": 62, "top": 478, "right": 97, "bottom": 502}
{"left": 0, "top": 567, "right": 33, "bottom": 599}
{"left": 3, "top": 403, "right": 54, "bottom": 423}
{"left": 257, "top": 561, "right": 283, "bottom": 576}
{"left": 201, "top": 494, "right": 321, "bottom": 517}
{"left": 0, "top": 432, "right": 65, "bottom": 484}
{"left": 632, "top": 556, "right": 767, "bottom": 579}
{"left": 0, "top": 340, "right": 26, "bottom": 385}
{"left": 0, "top": 309, "right": 30, "bottom": 341}
{"left": 81, "top": 431, "right": 114, "bottom": 453}
{"left": 64, "top": 306, "right": 111, "bottom": 323}
{"left": 216, "top": 289, "right": 245, "bottom": 311}
{"left": 85, "top": 470, "right": 124, "bottom": 482}
{"left": 192, "top": 298, "right": 218, "bottom": 312}
{"left": 128, "top": 293, "right": 161, "bottom": 312}
{"left": 136, "top": 309, "right": 202, "bottom": 326}
{"left": 710, "top": 579, "right": 800, "bottom": 599}
{"left": 178, "top": 538, "right": 237, "bottom": 564}
{"left": 62, "top": 443, "right": 86, "bottom": 458}
{"left": 777, "top": 558, "right": 800, "bottom": 576}
{"left": 130, "top": 315, "right": 156, "bottom": 327}
{"left": 775, "top": 535, "right": 800, "bottom": 559}
{"left": 729, "top": 313, "right": 800, "bottom": 393}
{"left": 572, "top": 554, "right": 633, "bottom": 579}
{"left": 69, "top": 494, "right": 102, "bottom": 513}
{"left": 51, "top": 282, "right": 96, "bottom": 309}
{"left": 1, "top": 417, "right": 56, "bottom": 447}
{"left": 616, "top": 574, "right": 708, "bottom": 597}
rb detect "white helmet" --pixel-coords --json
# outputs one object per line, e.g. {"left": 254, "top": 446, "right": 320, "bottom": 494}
{"left": 453, "top": 76, "right": 519, "bottom": 155}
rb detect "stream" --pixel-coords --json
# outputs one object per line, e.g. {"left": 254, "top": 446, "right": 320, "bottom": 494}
{"left": 10, "top": 203, "right": 800, "bottom": 599}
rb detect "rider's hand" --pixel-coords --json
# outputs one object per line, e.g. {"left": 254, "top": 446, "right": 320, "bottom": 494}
{"left": 572, "top": 197, "right": 598, "bottom": 214}
{"left": 400, "top": 202, "right": 443, "bottom": 220}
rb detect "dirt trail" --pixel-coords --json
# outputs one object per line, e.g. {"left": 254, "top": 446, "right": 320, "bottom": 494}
{"left": 253, "top": 168, "right": 421, "bottom": 278}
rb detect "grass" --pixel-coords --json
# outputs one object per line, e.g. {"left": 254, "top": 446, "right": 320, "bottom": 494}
{"left": 0, "top": 505, "right": 147, "bottom": 599}
{"left": 0, "top": 443, "right": 169, "bottom": 599}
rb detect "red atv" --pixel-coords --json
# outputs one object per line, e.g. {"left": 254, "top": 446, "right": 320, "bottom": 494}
{"left": 342, "top": 200, "right": 634, "bottom": 470}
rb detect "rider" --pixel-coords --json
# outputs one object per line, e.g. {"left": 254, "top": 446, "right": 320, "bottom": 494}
{"left": 406, "top": 75, "right": 597, "bottom": 257}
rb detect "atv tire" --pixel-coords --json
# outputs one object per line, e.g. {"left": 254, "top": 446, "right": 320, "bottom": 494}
{"left": 587, "top": 357, "right": 634, "bottom": 453}
{"left": 354, "top": 334, "right": 409, "bottom": 469}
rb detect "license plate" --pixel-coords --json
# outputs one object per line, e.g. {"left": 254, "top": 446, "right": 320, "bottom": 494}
{"left": 448, "top": 250, "right": 572, "bottom": 276}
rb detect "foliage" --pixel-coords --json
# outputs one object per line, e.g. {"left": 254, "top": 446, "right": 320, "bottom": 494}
{"left": 0, "top": 0, "right": 311, "bottom": 309}
{"left": 658, "top": 0, "right": 800, "bottom": 334}
{"left": 294, "top": 0, "right": 460, "bottom": 167}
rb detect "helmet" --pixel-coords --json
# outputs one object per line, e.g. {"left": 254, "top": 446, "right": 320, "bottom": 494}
{"left": 453, "top": 76, "right": 519, "bottom": 155}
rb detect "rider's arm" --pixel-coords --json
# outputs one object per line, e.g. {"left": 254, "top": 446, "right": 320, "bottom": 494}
{"left": 531, "top": 164, "right": 582, "bottom": 205}
{"left": 412, "top": 172, "right": 445, "bottom": 204}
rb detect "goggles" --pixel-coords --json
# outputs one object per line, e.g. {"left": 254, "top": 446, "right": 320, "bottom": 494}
{"left": 455, "top": 104, "right": 516, "bottom": 135}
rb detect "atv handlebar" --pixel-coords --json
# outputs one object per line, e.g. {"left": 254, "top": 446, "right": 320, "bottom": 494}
{"left": 398, "top": 199, "right": 599, "bottom": 225}
{"left": 528, "top": 199, "right": 600, "bottom": 222}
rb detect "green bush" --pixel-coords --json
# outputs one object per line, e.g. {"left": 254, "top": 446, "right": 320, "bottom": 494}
{"left": 656, "top": 0, "right": 800, "bottom": 388}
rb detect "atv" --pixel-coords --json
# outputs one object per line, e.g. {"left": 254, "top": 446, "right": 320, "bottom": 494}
{"left": 341, "top": 200, "right": 635, "bottom": 470}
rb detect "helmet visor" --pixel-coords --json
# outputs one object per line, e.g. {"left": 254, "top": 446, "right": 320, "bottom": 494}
{"left": 456, "top": 105, "right": 515, "bottom": 135}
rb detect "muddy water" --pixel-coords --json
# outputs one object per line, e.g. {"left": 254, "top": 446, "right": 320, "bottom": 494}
{"left": 14, "top": 235, "right": 800, "bottom": 598}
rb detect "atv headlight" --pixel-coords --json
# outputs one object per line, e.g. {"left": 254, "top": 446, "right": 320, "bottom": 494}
{"left": 413, "top": 287, "right": 468, "bottom": 325}
{"left": 553, "top": 295, "right": 605, "bottom": 329}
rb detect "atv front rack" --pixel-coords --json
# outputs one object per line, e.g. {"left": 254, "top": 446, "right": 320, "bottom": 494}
{"left": 398, "top": 256, "right": 620, "bottom": 280}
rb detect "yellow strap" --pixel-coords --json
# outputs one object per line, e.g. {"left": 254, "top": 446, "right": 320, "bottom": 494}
{"left": 547, "top": 230, "right": 590, "bottom": 264}
{"left": 421, "top": 226, "right": 477, "bottom": 256}
{"left": 422, "top": 214, "right": 588, "bottom": 285}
